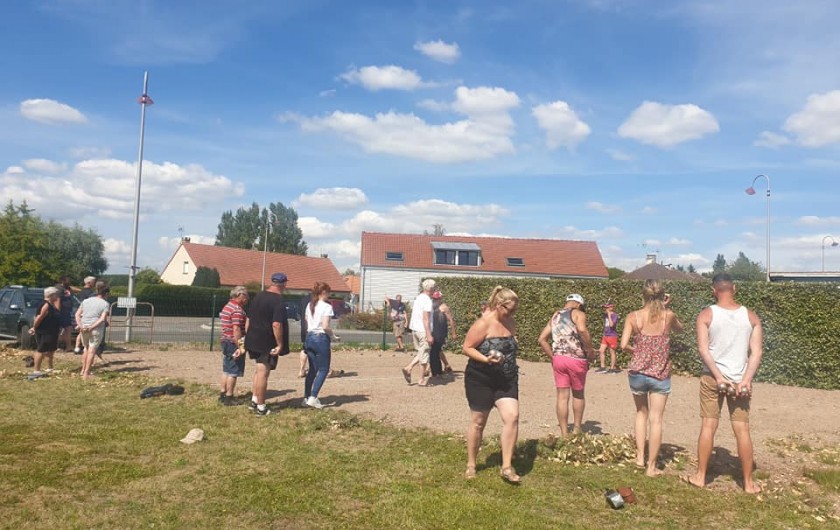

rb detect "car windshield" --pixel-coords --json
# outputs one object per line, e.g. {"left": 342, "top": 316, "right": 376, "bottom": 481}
{"left": 24, "top": 290, "right": 45, "bottom": 308}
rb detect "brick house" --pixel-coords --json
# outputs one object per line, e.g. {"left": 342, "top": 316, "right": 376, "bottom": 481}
{"left": 359, "top": 232, "right": 608, "bottom": 311}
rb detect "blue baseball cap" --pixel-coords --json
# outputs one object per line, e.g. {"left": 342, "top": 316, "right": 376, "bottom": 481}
{"left": 271, "top": 272, "right": 288, "bottom": 284}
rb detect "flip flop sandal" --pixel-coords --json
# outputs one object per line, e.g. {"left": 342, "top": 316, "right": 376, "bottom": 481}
{"left": 501, "top": 467, "right": 521, "bottom": 484}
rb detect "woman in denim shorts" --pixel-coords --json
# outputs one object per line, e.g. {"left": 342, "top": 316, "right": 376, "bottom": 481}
{"left": 620, "top": 280, "right": 684, "bottom": 477}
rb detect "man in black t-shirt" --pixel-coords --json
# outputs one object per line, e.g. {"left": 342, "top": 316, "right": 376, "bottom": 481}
{"left": 244, "top": 272, "right": 289, "bottom": 415}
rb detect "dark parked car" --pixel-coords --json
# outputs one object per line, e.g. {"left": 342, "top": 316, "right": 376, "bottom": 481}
{"left": 0, "top": 285, "right": 79, "bottom": 349}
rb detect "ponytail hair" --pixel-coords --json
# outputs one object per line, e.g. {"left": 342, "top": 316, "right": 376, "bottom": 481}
{"left": 641, "top": 279, "right": 666, "bottom": 324}
{"left": 309, "top": 282, "right": 331, "bottom": 317}
{"left": 487, "top": 286, "right": 518, "bottom": 311}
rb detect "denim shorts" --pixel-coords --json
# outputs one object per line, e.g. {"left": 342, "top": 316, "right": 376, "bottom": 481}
{"left": 628, "top": 372, "right": 671, "bottom": 395}
{"left": 222, "top": 341, "right": 245, "bottom": 377}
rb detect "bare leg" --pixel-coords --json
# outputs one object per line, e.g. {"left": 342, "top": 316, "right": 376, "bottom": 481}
{"left": 496, "top": 398, "right": 520, "bottom": 472}
{"left": 298, "top": 350, "right": 307, "bottom": 377}
{"left": 466, "top": 410, "right": 489, "bottom": 472}
{"left": 252, "top": 363, "right": 270, "bottom": 405}
{"left": 81, "top": 345, "right": 96, "bottom": 377}
{"left": 632, "top": 393, "right": 649, "bottom": 467}
{"left": 45, "top": 352, "right": 54, "bottom": 370}
{"left": 598, "top": 343, "right": 607, "bottom": 369}
{"left": 34, "top": 351, "right": 44, "bottom": 372}
{"left": 440, "top": 350, "right": 451, "bottom": 370}
{"left": 688, "top": 417, "right": 718, "bottom": 487}
{"left": 571, "top": 388, "right": 586, "bottom": 434}
{"left": 418, "top": 363, "right": 430, "bottom": 385}
{"left": 731, "top": 420, "right": 761, "bottom": 493}
{"left": 556, "top": 388, "right": 571, "bottom": 434}
{"left": 646, "top": 392, "right": 668, "bottom": 476}
{"left": 609, "top": 347, "right": 617, "bottom": 370}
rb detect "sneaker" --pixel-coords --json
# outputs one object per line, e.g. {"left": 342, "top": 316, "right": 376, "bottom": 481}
{"left": 247, "top": 400, "right": 258, "bottom": 411}
{"left": 595, "top": 367, "right": 608, "bottom": 374}
{"left": 254, "top": 405, "right": 271, "bottom": 416}
{"left": 218, "top": 393, "right": 226, "bottom": 404}
{"left": 609, "top": 368, "right": 622, "bottom": 374}
{"left": 222, "top": 396, "right": 237, "bottom": 407}
{"left": 305, "top": 396, "right": 324, "bottom": 409}
{"left": 73, "top": 347, "right": 82, "bottom": 354}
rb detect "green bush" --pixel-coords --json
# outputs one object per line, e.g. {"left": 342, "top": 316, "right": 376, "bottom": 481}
{"left": 340, "top": 309, "right": 388, "bottom": 331}
{"left": 133, "top": 284, "right": 230, "bottom": 317}
{"left": 433, "top": 277, "right": 840, "bottom": 390}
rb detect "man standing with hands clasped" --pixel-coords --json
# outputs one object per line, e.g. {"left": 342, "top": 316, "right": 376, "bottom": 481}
{"left": 245, "top": 272, "right": 290, "bottom": 416}
{"left": 683, "top": 273, "right": 763, "bottom": 493}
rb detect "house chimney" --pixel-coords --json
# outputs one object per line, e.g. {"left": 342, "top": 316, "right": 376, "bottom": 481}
{"left": 645, "top": 253, "right": 657, "bottom": 265}
{"left": 320, "top": 253, "right": 328, "bottom": 259}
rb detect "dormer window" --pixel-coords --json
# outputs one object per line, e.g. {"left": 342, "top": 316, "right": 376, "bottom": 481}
{"left": 386, "top": 251, "right": 404, "bottom": 261}
{"left": 506, "top": 257, "right": 525, "bottom": 267}
{"left": 431, "top": 241, "right": 481, "bottom": 267}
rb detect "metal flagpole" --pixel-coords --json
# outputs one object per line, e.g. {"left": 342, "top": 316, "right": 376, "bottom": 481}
{"left": 126, "top": 71, "right": 153, "bottom": 341}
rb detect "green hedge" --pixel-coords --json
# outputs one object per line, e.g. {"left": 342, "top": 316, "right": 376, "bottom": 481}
{"left": 433, "top": 277, "right": 840, "bottom": 390}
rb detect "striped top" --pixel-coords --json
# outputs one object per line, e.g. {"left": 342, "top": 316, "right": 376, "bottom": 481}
{"left": 219, "top": 300, "right": 246, "bottom": 343}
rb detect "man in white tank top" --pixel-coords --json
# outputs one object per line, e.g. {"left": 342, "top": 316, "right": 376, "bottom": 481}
{"left": 684, "top": 273, "right": 763, "bottom": 494}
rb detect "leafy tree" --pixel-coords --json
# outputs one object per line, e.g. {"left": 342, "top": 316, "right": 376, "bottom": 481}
{"left": 43, "top": 221, "right": 108, "bottom": 282}
{"left": 424, "top": 224, "right": 446, "bottom": 236}
{"left": 192, "top": 266, "right": 221, "bottom": 287}
{"left": 342, "top": 268, "right": 357, "bottom": 276}
{"left": 687, "top": 264, "right": 697, "bottom": 274}
{"left": 727, "top": 251, "right": 765, "bottom": 281}
{"left": 607, "top": 267, "right": 625, "bottom": 280}
{"left": 216, "top": 201, "right": 307, "bottom": 255}
{"left": 136, "top": 267, "right": 161, "bottom": 284}
{"left": 0, "top": 201, "right": 48, "bottom": 285}
{"left": 712, "top": 254, "right": 727, "bottom": 275}
{"left": 675, "top": 264, "right": 686, "bottom": 272}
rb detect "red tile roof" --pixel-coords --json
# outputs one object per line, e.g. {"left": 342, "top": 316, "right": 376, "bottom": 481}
{"left": 360, "top": 232, "right": 608, "bottom": 278}
{"left": 178, "top": 242, "right": 350, "bottom": 293}
{"left": 622, "top": 262, "right": 705, "bottom": 282}
{"left": 343, "top": 274, "right": 361, "bottom": 295}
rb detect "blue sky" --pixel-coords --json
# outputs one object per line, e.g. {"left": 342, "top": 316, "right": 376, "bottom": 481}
{"left": 3, "top": 0, "right": 840, "bottom": 276}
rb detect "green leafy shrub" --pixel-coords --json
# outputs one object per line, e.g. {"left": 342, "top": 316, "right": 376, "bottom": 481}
{"left": 433, "top": 277, "right": 840, "bottom": 389}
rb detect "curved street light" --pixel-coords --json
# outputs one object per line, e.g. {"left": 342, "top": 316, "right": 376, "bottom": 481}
{"left": 745, "top": 174, "right": 771, "bottom": 282}
{"left": 822, "top": 235, "right": 839, "bottom": 272}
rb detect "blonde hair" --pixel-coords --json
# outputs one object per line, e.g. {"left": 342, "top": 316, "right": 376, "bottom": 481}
{"left": 641, "top": 279, "right": 666, "bottom": 324}
{"left": 309, "top": 282, "right": 331, "bottom": 317}
{"left": 487, "top": 286, "right": 518, "bottom": 311}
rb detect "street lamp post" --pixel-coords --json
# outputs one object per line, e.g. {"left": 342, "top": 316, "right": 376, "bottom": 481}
{"left": 259, "top": 212, "right": 276, "bottom": 290}
{"left": 822, "top": 235, "right": 839, "bottom": 272}
{"left": 745, "top": 174, "right": 771, "bottom": 282}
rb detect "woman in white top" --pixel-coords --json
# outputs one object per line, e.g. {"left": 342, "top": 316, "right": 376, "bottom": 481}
{"left": 303, "top": 282, "right": 335, "bottom": 409}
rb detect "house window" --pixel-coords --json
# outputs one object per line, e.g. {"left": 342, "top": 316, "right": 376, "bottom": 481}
{"left": 385, "top": 251, "right": 404, "bottom": 261}
{"left": 434, "top": 249, "right": 480, "bottom": 266}
{"left": 182, "top": 261, "right": 189, "bottom": 274}
{"left": 506, "top": 257, "right": 525, "bottom": 267}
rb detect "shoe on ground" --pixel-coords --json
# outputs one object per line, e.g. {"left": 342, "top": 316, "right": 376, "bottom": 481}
{"left": 222, "top": 396, "right": 237, "bottom": 407}
{"left": 73, "top": 347, "right": 82, "bottom": 354}
{"left": 595, "top": 367, "right": 608, "bottom": 374}
{"left": 609, "top": 368, "right": 622, "bottom": 373}
{"left": 255, "top": 405, "right": 271, "bottom": 416}
{"left": 305, "top": 396, "right": 324, "bottom": 409}
{"left": 247, "top": 400, "right": 257, "bottom": 411}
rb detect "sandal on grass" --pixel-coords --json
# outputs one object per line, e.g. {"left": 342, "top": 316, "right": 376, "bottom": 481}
{"left": 464, "top": 466, "right": 476, "bottom": 480}
{"left": 500, "top": 467, "right": 521, "bottom": 484}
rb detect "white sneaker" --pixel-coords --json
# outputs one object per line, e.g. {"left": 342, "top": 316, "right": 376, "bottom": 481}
{"left": 305, "top": 396, "right": 324, "bottom": 409}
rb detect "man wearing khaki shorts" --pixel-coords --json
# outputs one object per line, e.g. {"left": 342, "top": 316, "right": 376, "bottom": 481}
{"left": 684, "top": 273, "right": 763, "bottom": 494}
{"left": 401, "top": 279, "right": 435, "bottom": 386}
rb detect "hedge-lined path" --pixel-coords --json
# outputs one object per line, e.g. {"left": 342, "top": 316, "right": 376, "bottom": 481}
{"left": 62, "top": 347, "right": 840, "bottom": 480}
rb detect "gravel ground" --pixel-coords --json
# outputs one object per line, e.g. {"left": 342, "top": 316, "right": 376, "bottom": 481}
{"left": 64, "top": 345, "right": 840, "bottom": 480}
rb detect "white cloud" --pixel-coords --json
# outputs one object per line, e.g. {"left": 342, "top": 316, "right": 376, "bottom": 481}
{"left": 0, "top": 158, "right": 244, "bottom": 221}
{"left": 284, "top": 85, "right": 520, "bottom": 163}
{"left": 666, "top": 253, "right": 711, "bottom": 266}
{"left": 309, "top": 239, "right": 361, "bottom": 262}
{"left": 338, "top": 199, "right": 509, "bottom": 236}
{"left": 68, "top": 146, "right": 111, "bottom": 159}
{"left": 104, "top": 238, "right": 132, "bottom": 256}
{"left": 21, "top": 159, "right": 67, "bottom": 174}
{"left": 318, "top": 89, "right": 336, "bottom": 98}
{"left": 797, "top": 215, "right": 840, "bottom": 226}
{"left": 339, "top": 65, "right": 425, "bottom": 91}
{"left": 585, "top": 201, "right": 621, "bottom": 214}
{"left": 617, "top": 101, "right": 719, "bottom": 147}
{"left": 607, "top": 148, "right": 635, "bottom": 161}
{"left": 556, "top": 225, "right": 624, "bottom": 240}
{"left": 294, "top": 187, "right": 368, "bottom": 210}
{"left": 641, "top": 206, "right": 656, "bottom": 214}
{"left": 158, "top": 235, "right": 215, "bottom": 251}
{"left": 298, "top": 217, "right": 337, "bottom": 239}
{"left": 783, "top": 90, "right": 840, "bottom": 147}
{"left": 667, "top": 237, "right": 692, "bottom": 246}
{"left": 753, "top": 131, "right": 791, "bottom": 148}
{"left": 532, "top": 101, "right": 591, "bottom": 150}
{"left": 643, "top": 239, "right": 661, "bottom": 247}
{"left": 417, "top": 99, "right": 450, "bottom": 112}
{"left": 414, "top": 39, "right": 461, "bottom": 64}
{"left": 20, "top": 98, "right": 87, "bottom": 124}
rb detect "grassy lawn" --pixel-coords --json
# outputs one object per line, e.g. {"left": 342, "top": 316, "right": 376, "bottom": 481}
{"left": 1, "top": 355, "right": 838, "bottom": 529}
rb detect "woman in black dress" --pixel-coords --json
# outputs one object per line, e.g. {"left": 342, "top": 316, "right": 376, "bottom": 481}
{"left": 29, "top": 286, "right": 62, "bottom": 375}
{"left": 462, "top": 286, "right": 521, "bottom": 483}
